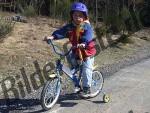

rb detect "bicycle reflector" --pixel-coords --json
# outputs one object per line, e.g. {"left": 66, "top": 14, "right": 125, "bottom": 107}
{"left": 48, "top": 73, "right": 57, "bottom": 78}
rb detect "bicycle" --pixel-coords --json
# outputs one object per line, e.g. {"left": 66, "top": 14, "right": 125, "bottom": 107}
{"left": 41, "top": 39, "right": 110, "bottom": 111}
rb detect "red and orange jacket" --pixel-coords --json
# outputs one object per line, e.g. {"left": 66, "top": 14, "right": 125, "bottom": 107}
{"left": 52, "top": 21, "right": 96, "bottom": 60}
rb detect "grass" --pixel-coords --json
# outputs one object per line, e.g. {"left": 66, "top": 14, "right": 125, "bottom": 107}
{"left": 0, "top": 17, "right": 15, "bottom": 40}
{"left": 22, "top": 5, "right": 37, "bottom": 17}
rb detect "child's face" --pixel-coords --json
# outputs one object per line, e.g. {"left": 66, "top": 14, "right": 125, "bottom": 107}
{"left": 72, "top": 11, "right": 85, "bottom": 25}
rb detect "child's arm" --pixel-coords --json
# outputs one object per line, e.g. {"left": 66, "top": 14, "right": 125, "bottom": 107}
{"left": 52, "top": 24, "right": 70, "bottom": 39}
{"left": 44, "top": 24, "right": 70, "bottom": 41}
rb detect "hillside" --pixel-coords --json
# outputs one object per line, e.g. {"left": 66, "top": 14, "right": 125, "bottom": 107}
{"left": 0, "top": 14, "right": 150, "bottom": 84}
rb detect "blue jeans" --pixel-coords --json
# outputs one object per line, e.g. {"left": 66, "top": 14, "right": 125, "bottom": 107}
{"left": 67, "top": 51, "right": 94, "bottom": 88}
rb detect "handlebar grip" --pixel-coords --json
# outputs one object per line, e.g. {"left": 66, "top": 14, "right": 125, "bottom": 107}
{"left": 47, "top": 39, "right": 52, "bottom": 44}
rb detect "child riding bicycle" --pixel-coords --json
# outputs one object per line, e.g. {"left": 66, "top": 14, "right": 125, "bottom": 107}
{"left": 44, "top": 2, "right": 96, "bottom": 98}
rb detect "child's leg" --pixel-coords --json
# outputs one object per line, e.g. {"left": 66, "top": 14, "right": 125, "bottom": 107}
{"left": 81, "top": 57, "right": 94, "bottom": 88}
{"left": 66, "top": 51, "right": 78, "bottom": 70}
{"left": 66, "top": 51, "right": 80, "bottom": 88}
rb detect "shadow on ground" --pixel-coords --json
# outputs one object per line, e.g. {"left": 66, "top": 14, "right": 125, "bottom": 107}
{"left": 58, "top": 93, "right": 105, "bottom": 107}
{"left": 58, "top": 93, "right": 81, "bottom": 107}
{"left": 0, "top": 93, "right": 103, "bottom": 113}
{"left": 0, "top": 98, "right": 42, "bottom": 113}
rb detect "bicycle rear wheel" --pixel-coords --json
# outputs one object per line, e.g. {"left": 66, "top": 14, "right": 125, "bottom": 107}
{"left": 89, "top": 70, "right": 104, "bottom": 97}
{"left": 41, "top": 77, "right": 61, "bottom": 111}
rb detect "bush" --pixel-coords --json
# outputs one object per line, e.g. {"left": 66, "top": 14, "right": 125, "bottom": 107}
{"left": 15, "top": 0, "right": 37, "bottom": 17}
{"left": 22, "top": 5, "right": 37, "bottom": 17}
{"left": 104, "top": 13, "right": 125, "bottom": 34}
{"left": 0, "top": 17, "right": 15, "bottom": 39}
{"left": 50, "top": 0, "right": 71, "bottom": 21}
{"left": 116, "top": 34, "right": 133, "bottom": 44}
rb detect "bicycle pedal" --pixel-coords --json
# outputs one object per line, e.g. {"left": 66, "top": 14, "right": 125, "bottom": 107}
{"left": 93, "top": 64, "right": 98, "bottom": 70}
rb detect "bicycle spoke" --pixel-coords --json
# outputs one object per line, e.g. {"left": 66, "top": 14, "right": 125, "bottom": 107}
{"left": 45, "top": 96, "right": 55, "bottom": 105}
{"left": 89, "top": 71, "right": 104, "bottom": 97}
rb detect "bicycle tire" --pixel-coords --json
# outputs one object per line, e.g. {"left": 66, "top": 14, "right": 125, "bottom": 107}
{"left": 41, "top": 78, "right": 61, "bottom": 111}
{"left": 89, "top": 70, "right": 104, "bottom": 98}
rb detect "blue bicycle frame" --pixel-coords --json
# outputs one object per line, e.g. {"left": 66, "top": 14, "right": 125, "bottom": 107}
{"left": 47, "top": 39, "right": 81, "bottom": 87}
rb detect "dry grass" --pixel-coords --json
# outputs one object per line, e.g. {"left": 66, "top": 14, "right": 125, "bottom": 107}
{"left": 0, "top": 16, "right": 65, "bottom": 78}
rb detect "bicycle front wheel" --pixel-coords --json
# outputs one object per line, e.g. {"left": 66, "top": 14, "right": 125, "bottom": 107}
{"left": 90, "top": 70, "right": 104, "bottom": 98}
{"left": 41, "top": 77, "right": 61, "bottom": 111}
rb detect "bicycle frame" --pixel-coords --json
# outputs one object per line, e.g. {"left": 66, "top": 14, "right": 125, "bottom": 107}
{"left": 47, "top": 39, "right": 81, "bottom": 87}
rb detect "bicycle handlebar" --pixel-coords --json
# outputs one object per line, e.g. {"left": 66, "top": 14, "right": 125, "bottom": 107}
{"left": 47, "top": 39, "right": 73, "bottom": 57}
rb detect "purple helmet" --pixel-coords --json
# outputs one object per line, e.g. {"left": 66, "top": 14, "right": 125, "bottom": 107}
{"left": 70, "top": 2, "right": 88, "bottom": 18}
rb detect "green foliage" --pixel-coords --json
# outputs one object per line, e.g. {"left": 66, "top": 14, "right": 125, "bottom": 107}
{"left": 103, "top": 5, "right": 142, "bottom": 35}
{"left": 0, "top": 17, "right": 15, "bottom": 39}
{"left": 2, "top": 0, "right": 143, "bottom": 32}
{"left": 120, "top": 7, "right": 131, "bottom": 21}
{"left": 22, "top": 5, "right": 37, "bottom": 17}
{"left": 120, "top": 7, "right": 134, "bottom": 32}
{"left": 15, "top": 0, "right": 73, "bottom": 20}
{"left": 49, "top": 0, "right": 72, "bottom": 21}
{"left": 120, "top": 6, "right": 143, "bottom": 32}
{"left": 104, "top": 12, "right": 125, "bottom": 34}
{"left": 15, "top": 0, "right": 28, "bottom": 13}
{"left": 134, "top": 10, "right": 143, "bottom": 28}
{"left": 15, "top": 0, "right": 38, "bottom": 17}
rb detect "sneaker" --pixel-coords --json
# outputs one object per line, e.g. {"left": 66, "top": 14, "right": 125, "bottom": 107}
{"left": 80, "top": 87, "right": 91, "bottom": 98}
{"left": 74, "top": 86, "right": 81, "bottom": 93}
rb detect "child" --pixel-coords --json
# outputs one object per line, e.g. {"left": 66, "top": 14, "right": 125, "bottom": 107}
{"left": 44, "top": 2, "right": 96, "bottom": 97}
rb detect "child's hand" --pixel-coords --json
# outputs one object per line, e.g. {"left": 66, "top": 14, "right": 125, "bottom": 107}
{"left": 77, "top": 43, "right": 86, "bottom": 49}
{"left": 43, "top": 36, "right": 54, "bottom": 41}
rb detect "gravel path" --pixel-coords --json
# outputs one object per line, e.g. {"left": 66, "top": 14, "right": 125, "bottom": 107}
{"left": 96, "top": 28, "right": 150, "bottom": 77}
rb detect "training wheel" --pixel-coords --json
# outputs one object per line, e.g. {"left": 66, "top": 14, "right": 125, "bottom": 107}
{"left": 103, "top": 94, "right": 110, "bottom": 103}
